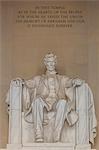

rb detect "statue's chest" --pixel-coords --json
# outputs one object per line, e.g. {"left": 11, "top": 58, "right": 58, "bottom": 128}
{"left": 44, "top": 76, "right": 59, "bottom": 90}
{"left": 47, "top": 77, "right": 57, "bottom": 96}
{"left": 37, "top": 75, "right": 64, "bottom": 98}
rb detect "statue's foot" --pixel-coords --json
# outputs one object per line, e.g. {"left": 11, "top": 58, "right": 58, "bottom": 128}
{"left": 36, "top": 138, "right": 44, "bottom": 143}
{"left": 54, "top": 136, "right": 60, "bottom": 143}
{"left": 55, "top": 141, "right": 61, "bottom": 143}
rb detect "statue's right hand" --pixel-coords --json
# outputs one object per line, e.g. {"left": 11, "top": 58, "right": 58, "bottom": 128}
{"left": 12, "top": 78, "right": 24, "bottom": 86}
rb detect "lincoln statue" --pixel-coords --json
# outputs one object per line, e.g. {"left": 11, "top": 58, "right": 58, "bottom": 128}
{"left": 13, "top": 53, "right": 84, "bottom": 142}
{"left": 6, "top": 53, "right": 97, "bottom": 150}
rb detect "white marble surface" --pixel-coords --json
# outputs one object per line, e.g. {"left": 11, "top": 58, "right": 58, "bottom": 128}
{"left": 1, "top": 143, "right": 96, "bottom": 150}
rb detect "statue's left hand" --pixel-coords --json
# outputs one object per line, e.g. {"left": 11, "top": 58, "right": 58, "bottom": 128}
{"left": 72, "top": 78, "right": 85, "bottom": 87}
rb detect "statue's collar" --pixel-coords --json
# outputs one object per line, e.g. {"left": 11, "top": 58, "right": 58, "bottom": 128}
{"left": 41, "top": 71, "right": 60, "bottom": 80}
{"left": 45, "top": 70, "right": 57, "bottom": 76}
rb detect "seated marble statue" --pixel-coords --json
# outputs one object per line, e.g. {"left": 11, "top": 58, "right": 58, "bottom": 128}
{"left": 6, "top": 52, "right": 97, "bottom": 149}
{"left": 14, "top": 53, "right": 85, "bottom": 143}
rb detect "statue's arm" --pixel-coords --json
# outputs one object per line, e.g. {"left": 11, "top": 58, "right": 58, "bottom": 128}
{"left": 24, "top": 78, "right": 36, "bottom": 89}
{"left": 23, "top": 78, "right": 36, "bottom": 110}
{"left": 8, "top": 77, "right": 36, "bottom": 110}
{"left": 23, "top": 76, "right": 41, "bottom": 110}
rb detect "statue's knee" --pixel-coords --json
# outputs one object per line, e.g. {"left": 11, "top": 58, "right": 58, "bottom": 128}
{"left": 58, "top": 99, "right": 67, "bottom": 105}
{"left": 32, "top": 97, "right": 43, "bottom": 107}
{"left": 35, "top": 97, "right": 43, "bottom": 103}
{"left": 56, "top": 99, "right": 67, "bottom": 109}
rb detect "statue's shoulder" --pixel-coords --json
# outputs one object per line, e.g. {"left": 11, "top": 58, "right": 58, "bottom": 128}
{"left": 33, "top": 75, "right": 42, "bottom": 82}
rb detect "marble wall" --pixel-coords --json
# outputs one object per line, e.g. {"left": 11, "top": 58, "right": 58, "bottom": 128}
{"left": 0, "top": 1, "right": 99, "bottom": 149}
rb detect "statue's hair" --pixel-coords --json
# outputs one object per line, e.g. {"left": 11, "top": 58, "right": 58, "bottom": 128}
{"left": 44, "top": 52, "right": 57, "bottom": 63}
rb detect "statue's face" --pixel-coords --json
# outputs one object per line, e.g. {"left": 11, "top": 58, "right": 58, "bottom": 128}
{"left": 45, "top": 59, "right": 56, "bottom": 72}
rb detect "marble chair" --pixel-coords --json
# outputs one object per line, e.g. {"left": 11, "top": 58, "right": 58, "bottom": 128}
{"left": 6, "top": 80, "right": 97, "bottom": 150}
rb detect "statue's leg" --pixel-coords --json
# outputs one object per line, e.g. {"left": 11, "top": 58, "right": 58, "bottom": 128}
{"left": 32, "top": 97, "right": 47, "bottom": 142}
{"left": 54, "top": 99, "right": 67, "bottom": 142}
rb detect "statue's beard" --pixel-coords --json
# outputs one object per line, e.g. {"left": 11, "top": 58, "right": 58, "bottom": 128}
{"left": 46, "top": 70, "right": 57, "bottom": 75}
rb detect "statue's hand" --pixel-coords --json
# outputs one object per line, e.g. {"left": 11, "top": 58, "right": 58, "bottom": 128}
{"left": 12, "top": 78, "right": 24, "bottom": 86}
{"left": 72, "top": 78, "right": 85, "bottom": 87}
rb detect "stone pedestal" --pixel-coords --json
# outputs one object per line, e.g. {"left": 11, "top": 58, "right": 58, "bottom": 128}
{"left": 1, "top": 143, "right": 95, "bottom": 150}
{"left": 22, "top": 143, "right": 74, "bottom": 150}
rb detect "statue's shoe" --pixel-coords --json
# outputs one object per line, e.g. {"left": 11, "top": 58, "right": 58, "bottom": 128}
{"left": 36, "top": 138, "right": 44, "bottom": 142}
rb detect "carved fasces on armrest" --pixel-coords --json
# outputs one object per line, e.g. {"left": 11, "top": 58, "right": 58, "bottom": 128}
{"left": 11, "top": 78, "right": 24, "bottom": 87}
{"left": 5, "top": 79, "right": 22, "bottom": 113}
{"left": 6, "top": 78, "right": 23, "bottom": 112}
{"left": 75, "top": 83, "right": 97, "bottom": 145}
{"left": 5, "top": 90, "right": 10, "bottom": 113}
{"left": 6, "top": 78, "right": 23, "bottom": 144}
